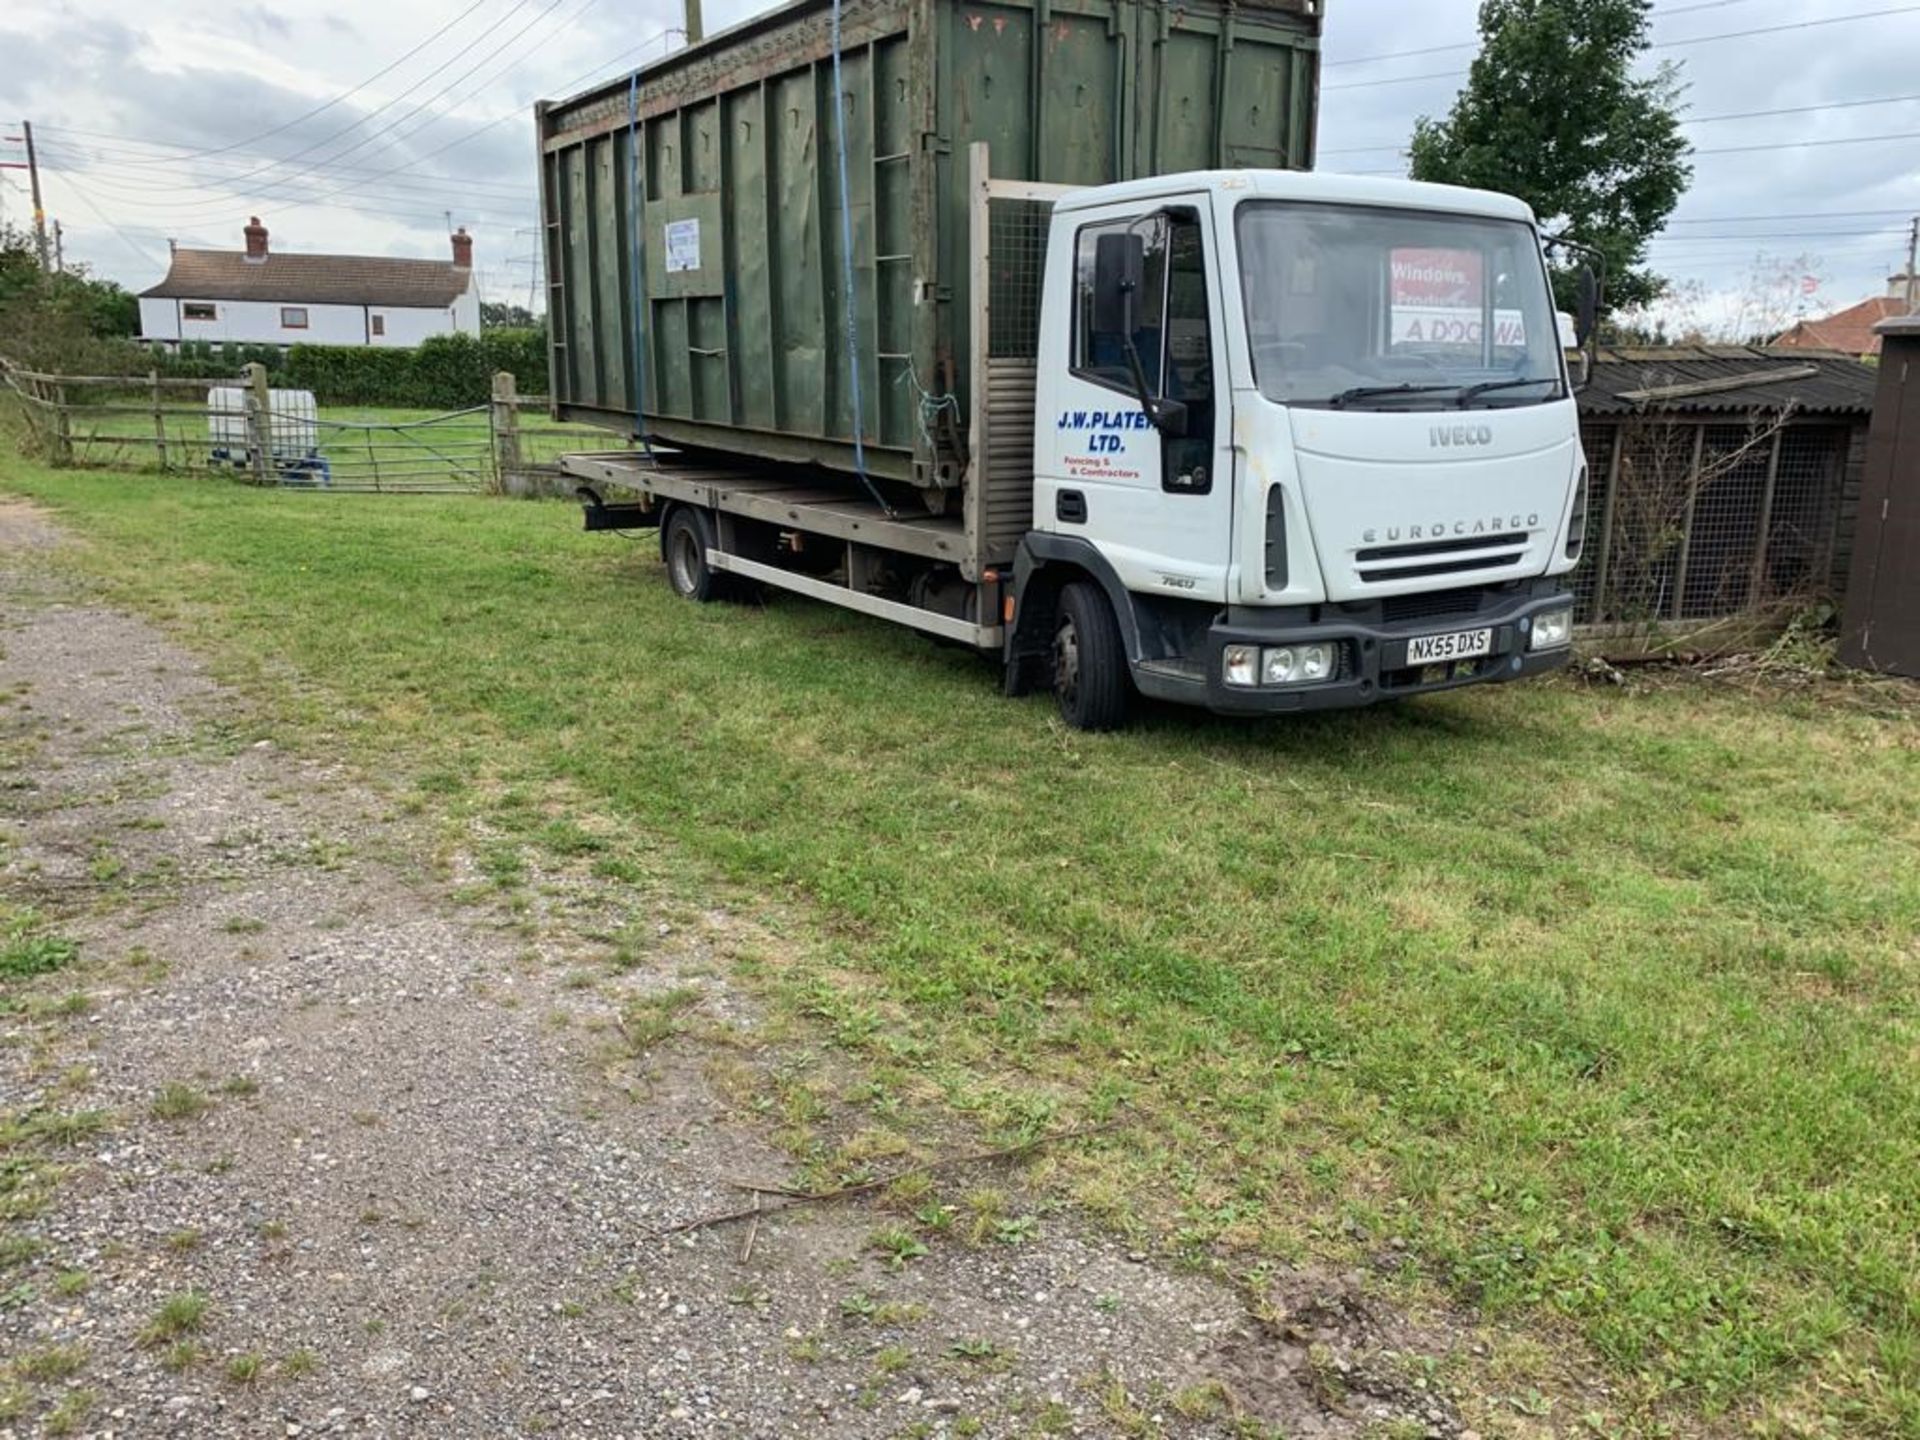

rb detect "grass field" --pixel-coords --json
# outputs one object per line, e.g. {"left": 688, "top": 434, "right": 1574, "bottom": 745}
{"left": 3, "top": 456, "right": 1917, "bottom": 1437}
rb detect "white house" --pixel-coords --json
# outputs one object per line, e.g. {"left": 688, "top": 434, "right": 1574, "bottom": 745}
{"left": 138, "top": 218, "right": 481, "bottom": 349}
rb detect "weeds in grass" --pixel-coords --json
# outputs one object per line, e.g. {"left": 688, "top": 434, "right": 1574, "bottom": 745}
{"left": 16, "top": 1343, "right": 87, "bottom": 1381}
{"left": 281, "top": 1348, "right": 317, "bottom": 1378}
{"left": 219, "top": 1075, "right": 260, "bottom": 1098}
{"left": 867, "top": 1226, "right": 929, "bottom": 1270}
{"left": 139, "top": 1291, "right": 209, "bottom": 1346}
{"left": 0, "top": 907, "right": 77, "bottom": 980}
{"left": 150, "top": 1084, "right": 209, "bottom": 1121}
{"left": 43, "top": 1388, "right": 95, "bottom": 1436}
{"left": 616, "top": 986, "right": 702, "bottom": 1054}
{"left": 224, "top": 1352, "right": 265, "bottom": 1385}
{"left": 52, "top": 1270, "right": 88, "bottom": 1297}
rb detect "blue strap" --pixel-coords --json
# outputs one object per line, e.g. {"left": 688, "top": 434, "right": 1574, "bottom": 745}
{"left": 627, "top": 74, "right": 655, "bottom": 459}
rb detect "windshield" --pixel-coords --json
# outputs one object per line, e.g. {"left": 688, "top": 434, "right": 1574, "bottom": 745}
{"left": 1235, "top": 201, "right": 1564, "bottom": 409}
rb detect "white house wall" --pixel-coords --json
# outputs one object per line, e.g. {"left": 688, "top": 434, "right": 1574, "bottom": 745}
{"left": 140, "top": 296, "right": 479, "bottom": 349}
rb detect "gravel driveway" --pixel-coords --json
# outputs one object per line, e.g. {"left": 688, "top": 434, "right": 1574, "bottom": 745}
{"left": 0, "top": 499, "right": 1493, "bottom": 1440}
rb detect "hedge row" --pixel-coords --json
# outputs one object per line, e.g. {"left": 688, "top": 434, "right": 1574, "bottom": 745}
{"left": 283, "top": 330, "right": 546, "bottom": 407}
{"left": 139, "top": 330, "right": 547, "bottom": 408}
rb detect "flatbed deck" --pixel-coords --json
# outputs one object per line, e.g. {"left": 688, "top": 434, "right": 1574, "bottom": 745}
{"left": 558, "top": 453, "right": 970, "bottom": 566}
{"left": 559, "top": 451, "right": 1003, "bottom": 650}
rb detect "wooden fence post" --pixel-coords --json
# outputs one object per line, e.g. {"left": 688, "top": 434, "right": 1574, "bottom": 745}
{"left": 150, "top": 369, "right": 168, "bottom": 471}
{"left": 244, "top": 362, "right": 272, "bottom": 486}
{"left": 490, "top": 370, "right": 521, "bottom": 495}
{"left": 50, "top": 382, "right": 72, "bottom": 465}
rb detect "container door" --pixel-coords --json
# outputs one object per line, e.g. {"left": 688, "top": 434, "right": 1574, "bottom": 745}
{"left": 1037, "top": 194, "right": 1234, "bottom": 602}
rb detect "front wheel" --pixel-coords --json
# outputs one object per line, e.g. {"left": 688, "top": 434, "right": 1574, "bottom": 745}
{"left": 662, "top": 506, "right": 720, "bottom": 602}
{"left": 1053, "top": 581, "right": 1131, "bottom": 731}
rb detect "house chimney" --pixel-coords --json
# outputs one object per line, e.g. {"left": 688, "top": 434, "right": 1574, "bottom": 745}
{"left": 243, "top": 216, "right": 269, "bottom": 262}
{"left": 1891, "top": 272, "right": 1916, "bottom": 303}
{"left": 451, "top": 226, "right": 473, "bottom": 269}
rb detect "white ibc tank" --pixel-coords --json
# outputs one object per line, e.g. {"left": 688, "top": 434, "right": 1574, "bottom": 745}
{"left": 206, "top": 386, "right": 320, "bottom": 459}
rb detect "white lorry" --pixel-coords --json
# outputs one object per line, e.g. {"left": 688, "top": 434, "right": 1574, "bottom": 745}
{"left": 563, "top": 159, "right": 1595, "bottom": 731}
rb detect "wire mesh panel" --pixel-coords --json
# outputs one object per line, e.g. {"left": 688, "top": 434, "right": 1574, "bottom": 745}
{"left": 986, "top": 198, "right": 1055, "bottom": 361}
{"left": 1578, "top": 413, "right": 1856, "bottom": 630}
{"left": 1602, "top": 419, "right": 1700, "bottom": 624}
{"left": 1678, "top": 422, "right": 1773, "bottom": 620}
{"left": 1763, "top": 424, "right": 1846, "bottom": 602}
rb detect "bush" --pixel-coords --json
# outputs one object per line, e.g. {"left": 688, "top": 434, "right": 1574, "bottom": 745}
{"left": 280, "top": 328, "right": 548, "bottom": 408}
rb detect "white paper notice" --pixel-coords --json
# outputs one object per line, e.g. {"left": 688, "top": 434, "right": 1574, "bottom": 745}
{"left": 664, "top": 218, "right": 701, "bottom": 273}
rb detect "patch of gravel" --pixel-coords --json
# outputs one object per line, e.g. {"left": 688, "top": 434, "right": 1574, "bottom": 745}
{"left": 0, "top": 497, "right": 1494, "bottom": 1438}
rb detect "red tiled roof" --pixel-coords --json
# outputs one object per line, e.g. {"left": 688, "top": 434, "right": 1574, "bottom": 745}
{"left": 1772, "top": 296, "right": 1908, "bottom": 358}
{"left": 140, "top": 248, "right": 470, "bottom": 308}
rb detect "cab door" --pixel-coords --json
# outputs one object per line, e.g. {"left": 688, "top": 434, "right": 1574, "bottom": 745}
{"left": 1036, "top": 198, "right": 1234, "bottom": 603}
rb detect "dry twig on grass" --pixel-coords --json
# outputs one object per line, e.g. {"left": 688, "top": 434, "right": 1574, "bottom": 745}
{"left": 655, "top": 1120, "right": 1119, "bottom": 1240}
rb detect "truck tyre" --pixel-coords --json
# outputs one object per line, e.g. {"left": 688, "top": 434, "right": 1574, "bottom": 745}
{"left": 1053, "top": 581, "right": 1131, "bottom": 731}
{"left": 663, "top": 506, "right": 721, "bottom": 602}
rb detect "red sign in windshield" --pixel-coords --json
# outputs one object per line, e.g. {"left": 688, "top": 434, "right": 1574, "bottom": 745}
{"left": 1390, "top": 247, "right": 1524, "bottom": 349}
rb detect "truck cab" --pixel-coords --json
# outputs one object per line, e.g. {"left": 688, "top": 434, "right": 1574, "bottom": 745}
{"left": 1005, "top": 170, "right": 1589, "bottom": 727}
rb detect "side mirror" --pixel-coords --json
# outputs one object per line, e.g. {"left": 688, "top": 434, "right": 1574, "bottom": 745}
{"left": 1575, "top": 265, "right": 1601, "bottom": 347}
{"left": 1092, "top": 232, "right": 1145, "bottom": 339}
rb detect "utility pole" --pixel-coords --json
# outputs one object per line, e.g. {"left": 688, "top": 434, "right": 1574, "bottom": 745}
{"left": 23, "top": 121, "right": 48, "bottom": 271}
{"left": 1907, "top": 217, "right": 1918, "bottom": 315}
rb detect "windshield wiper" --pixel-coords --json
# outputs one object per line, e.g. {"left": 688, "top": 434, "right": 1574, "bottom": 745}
{"left": 1325, "top": 382, "right": 1463, "bottom": 409}
{"left": 1457, "top": 375, "right": 1563, "bottom": 404}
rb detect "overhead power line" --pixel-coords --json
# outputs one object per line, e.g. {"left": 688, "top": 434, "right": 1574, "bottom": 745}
{"left": 1694, "top": 128, "right": 1920, "bottom": 156}
{"left": 144, "top": 0, "right": 503, "bottom": 165}
{"left": 1325, "top": 0, "right": 1764, "bottom": 68}
{"left": 1320, "top": 91, "right": 1920, "bottom": 156}
{"left": 186, "top": 0, "right": 547, "bottom": 192}
{"left": 1325, "top": 5, "right": 1920, "bottom": 91}
{"left": 35, "top": 139, "right": 534, "bottom": 202}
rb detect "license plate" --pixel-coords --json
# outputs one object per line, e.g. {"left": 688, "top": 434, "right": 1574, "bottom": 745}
{"left": 1407, "top": 627, "right": 1492, "bottom": 665}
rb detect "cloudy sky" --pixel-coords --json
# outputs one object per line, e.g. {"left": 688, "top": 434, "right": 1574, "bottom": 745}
{"left": 2, "top": 0, "right": 1915, "bottom": 331}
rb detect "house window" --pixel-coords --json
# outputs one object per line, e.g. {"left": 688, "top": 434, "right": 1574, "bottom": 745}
{"left": 280, "top": 307, "right": 309, "bottom": 329}
{"left": 182, "top": 303, "right": 216, "bottom": 321}
{"left": 371, "top": 315, "right": 385, "bottom": 337}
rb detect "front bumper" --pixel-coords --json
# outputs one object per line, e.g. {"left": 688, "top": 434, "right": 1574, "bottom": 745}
{"left": 1172, "top": 581, "right": 1574, "bottom": 715}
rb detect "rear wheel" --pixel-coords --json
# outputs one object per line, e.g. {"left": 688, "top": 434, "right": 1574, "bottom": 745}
{"left": 662, "top": 506, "right": 719, "bottom": 602}
{"left": 1053, "top": 581, "right": 1131, "bottom": 731}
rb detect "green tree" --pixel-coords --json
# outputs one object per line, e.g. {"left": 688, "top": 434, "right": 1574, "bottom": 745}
{"left": 481, "top": 300, "right": 539, "bottom": 330}
{"left": 1407, "top": 0, "right": 1692, "bottom": 313}
{"left": 0, "top": 221, "right": 143, "bottom": 365}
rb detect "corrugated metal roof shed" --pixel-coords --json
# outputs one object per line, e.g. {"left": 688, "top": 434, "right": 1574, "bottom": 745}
{"left": 1578, "top": 345, "right": 1878, "bottom": 418}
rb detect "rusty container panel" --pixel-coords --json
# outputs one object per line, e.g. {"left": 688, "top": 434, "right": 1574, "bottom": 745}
{"left": 538, "top": 0, "right": 1322, "bottom": 489}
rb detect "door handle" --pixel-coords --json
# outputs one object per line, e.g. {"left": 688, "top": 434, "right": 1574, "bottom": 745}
{"left": 1056, "top": 490, "right": 1088, "bottom": 524}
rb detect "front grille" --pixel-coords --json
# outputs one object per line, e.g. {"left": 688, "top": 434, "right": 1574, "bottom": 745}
{"left": 1356, "top": 531, "right": 1531, "bottom": 585}
{"left": 1356, "top": 531, "right": 1533, "bottom": 564}
{"left": 1381, "top": 586, "right": 1493, "bottom": 625}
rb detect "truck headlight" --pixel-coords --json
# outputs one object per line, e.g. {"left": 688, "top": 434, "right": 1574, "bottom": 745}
{"left": 1263, "top": 643, "right": 1335, "bottom": 685}
{"left": 1223, "top": 645, "right": 1260, "bottom": 687}
{"left": 1529, "top": 606, "right": 1574, "bottom": 651}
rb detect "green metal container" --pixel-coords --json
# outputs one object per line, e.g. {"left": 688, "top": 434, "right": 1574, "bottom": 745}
{"left": 537, "top": 0, "right": 1322, "bottom": 489}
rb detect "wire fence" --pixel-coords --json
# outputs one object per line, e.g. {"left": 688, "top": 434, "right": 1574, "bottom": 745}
{"left": 0, "top": 360, "right": 631, "bottom": 495}
{"left": 1572, "top": 411, "right": 1859, "bottom": 646}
